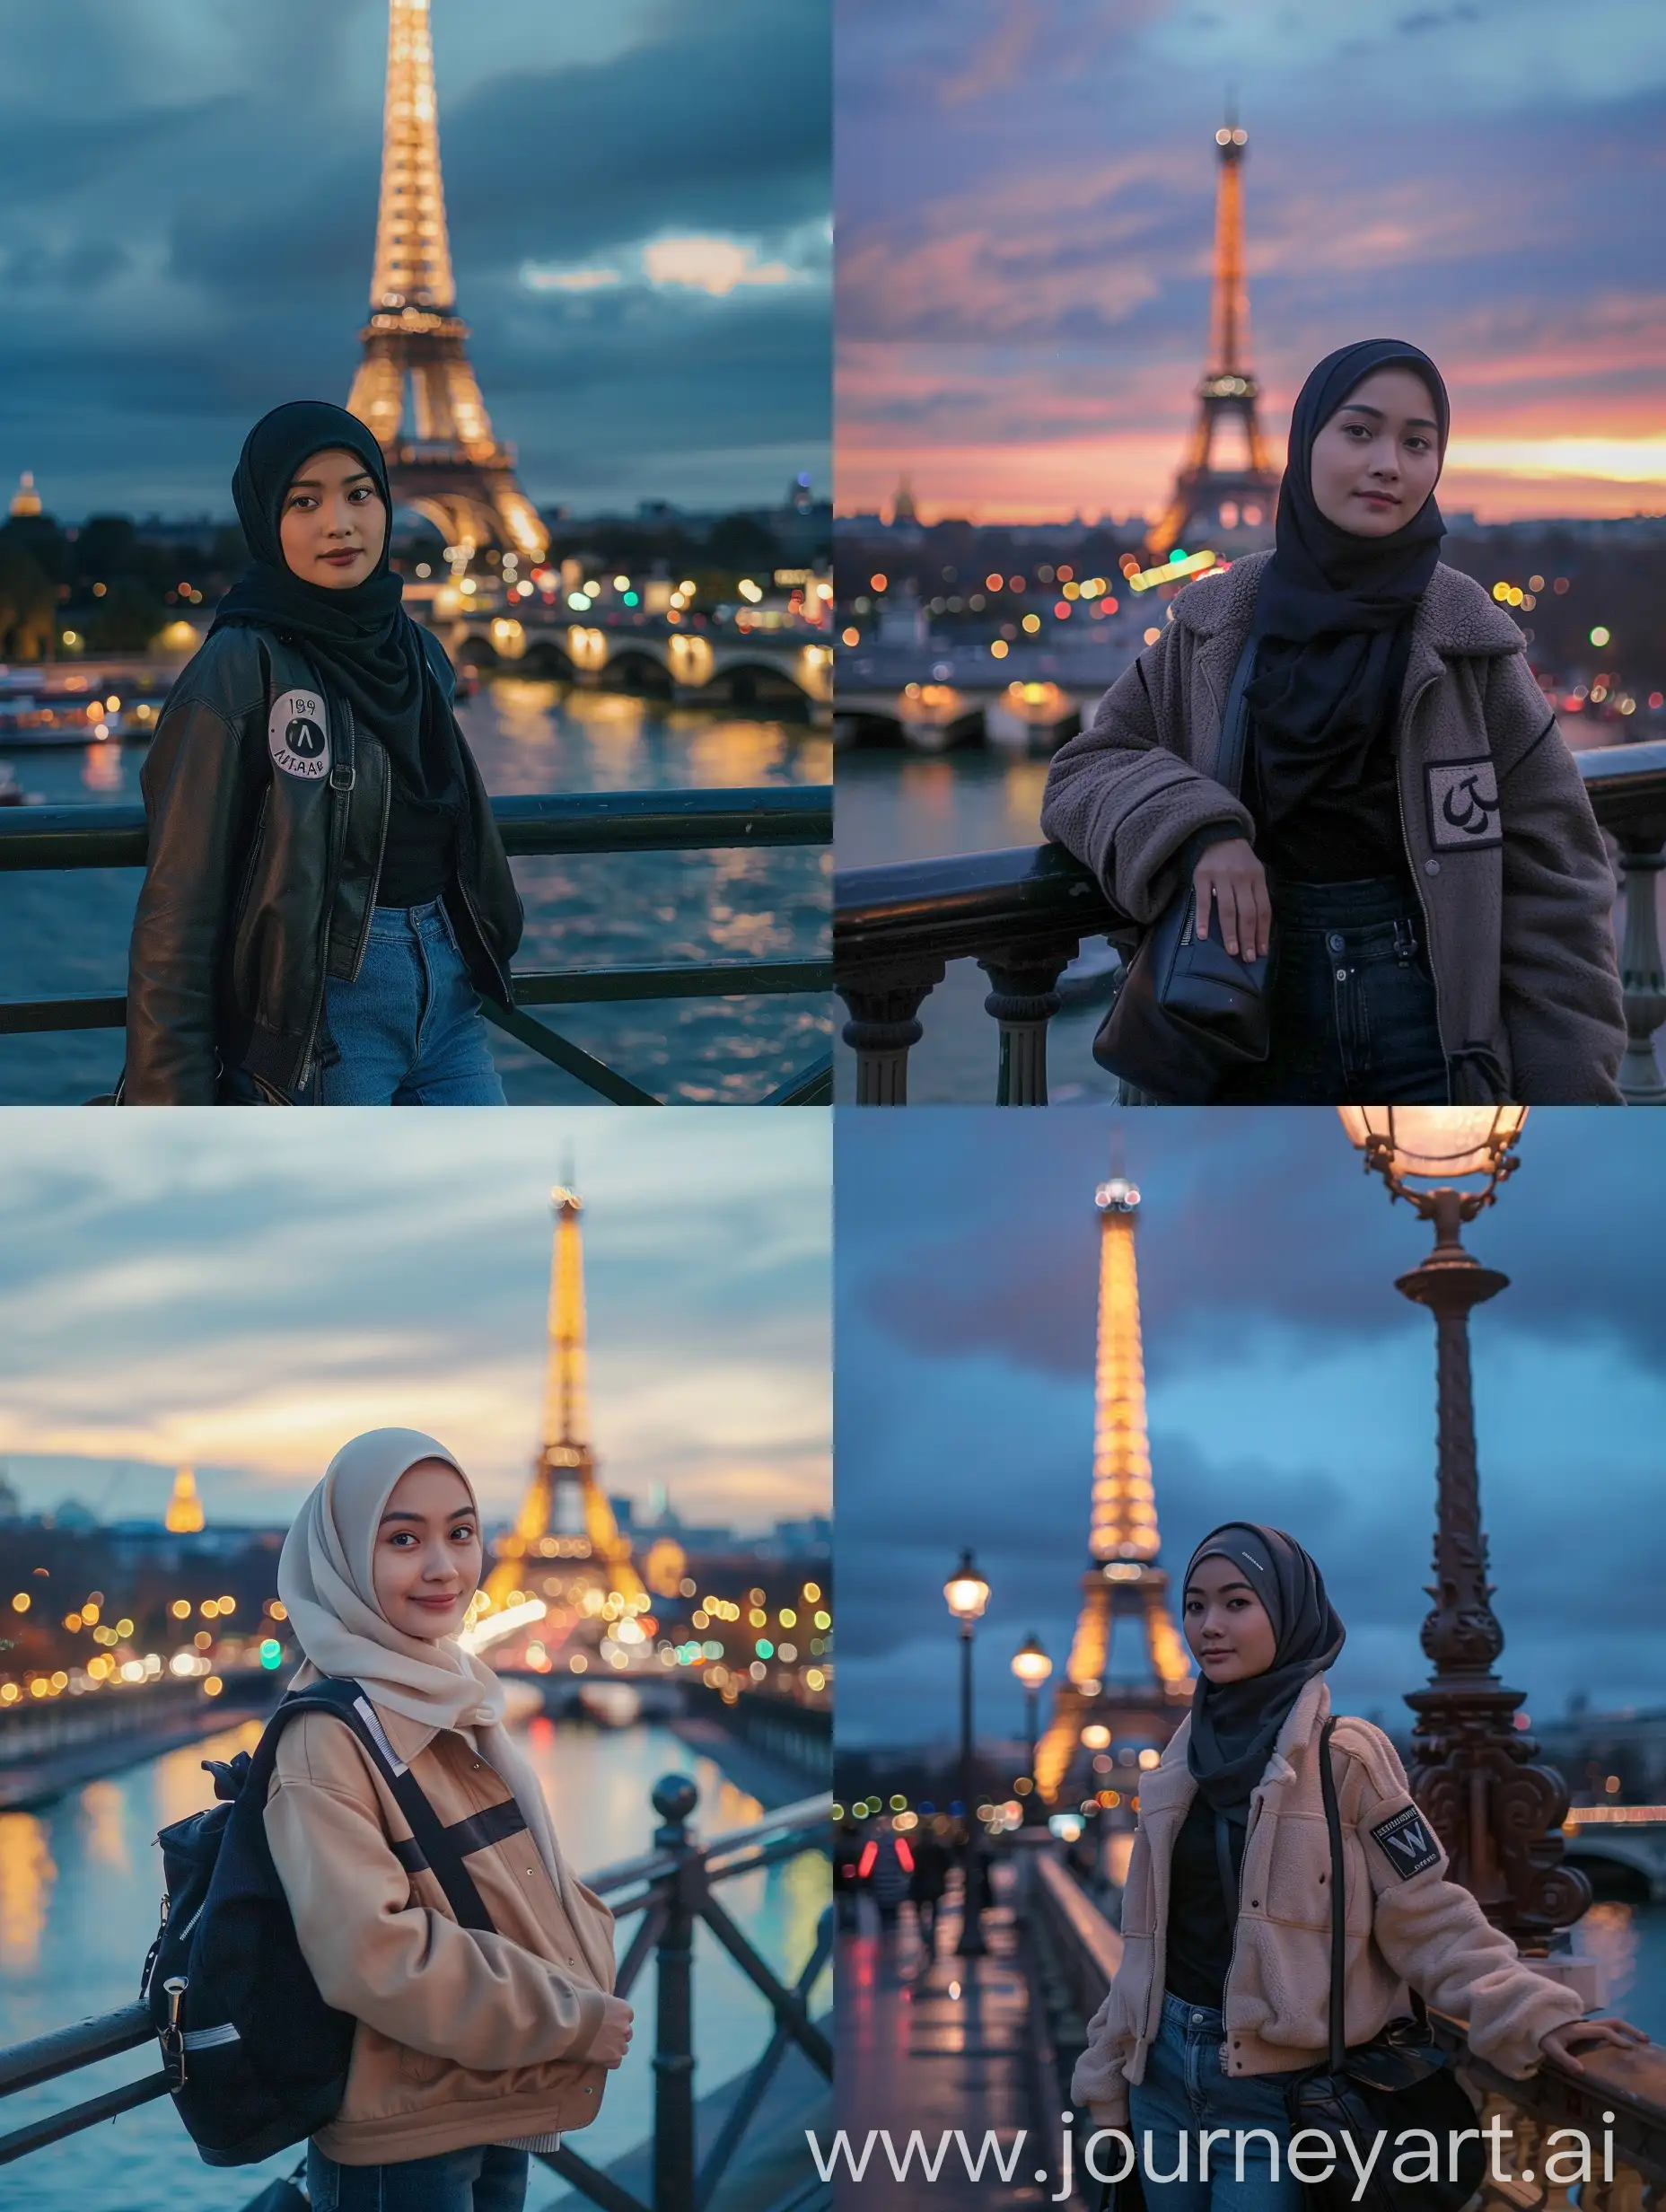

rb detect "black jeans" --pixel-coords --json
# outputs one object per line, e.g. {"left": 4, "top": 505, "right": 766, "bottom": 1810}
{"left": 1216, "top": 875, "right": 1449, "bottom": 1104}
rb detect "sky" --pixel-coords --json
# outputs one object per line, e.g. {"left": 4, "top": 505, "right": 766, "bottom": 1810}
{"left": 0, "top": 1111, "right": 830, "bottom": 1536}
{"left": 835, "top": 1108, "right": 1666, "bottom": 1751}
{"left": 0, "top": 0, "right": 829, "bottom": 520}
{"left": 835, "top": 0, "right": 1666, "bottom": 525}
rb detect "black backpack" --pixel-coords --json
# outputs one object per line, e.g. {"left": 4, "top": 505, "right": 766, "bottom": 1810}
{"left": 141, "top": 1675, "right": 502, "bottom": 2166}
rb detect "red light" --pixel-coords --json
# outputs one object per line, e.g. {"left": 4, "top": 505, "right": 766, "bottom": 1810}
{"left": 1054, "top": 601, "right": 1071, "bottom": 619}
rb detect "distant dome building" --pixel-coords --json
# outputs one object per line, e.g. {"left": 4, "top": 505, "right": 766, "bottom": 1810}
{"left": 10, "top": 471, "right": 43, "bottom": 519}
{"left": 165, "top": 1467, "right": 206, "bottom": 1534}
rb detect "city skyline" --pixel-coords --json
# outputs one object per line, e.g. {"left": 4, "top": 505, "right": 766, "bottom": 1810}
{"left": 0, "top": 0, "right": 830, "bottom": 519}
{"left": 0, "top": 1111, "right": 830, "bottom": 1536}
{"left": 835, "top": 1110, "right": 1666, "bottom": 1749}
{"left": 835, "top": 0, "right": 1666, "bottom": 525}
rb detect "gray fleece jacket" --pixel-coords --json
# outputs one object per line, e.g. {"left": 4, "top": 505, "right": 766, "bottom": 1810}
{"left": 1039, "top": 554, "right": 1626, "bottom": 1102}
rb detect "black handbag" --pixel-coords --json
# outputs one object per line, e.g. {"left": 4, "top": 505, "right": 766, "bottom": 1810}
{"left": 1284, "top": 1717, "right": 1485, "bottom": 2212}
{"left": 1092, "top": 634, "right": 1274, "bottom": 1102}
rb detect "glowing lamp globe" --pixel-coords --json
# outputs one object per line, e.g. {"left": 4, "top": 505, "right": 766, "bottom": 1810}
{"left": 1011, "top": 1635, "right": 1053, "bottom": 1690}
{"left": 1337, "top": 1107, "right": 1527, "bottom": 1192}
{"left": 943, "top": 1550, "right": 990, "bottom": 1623}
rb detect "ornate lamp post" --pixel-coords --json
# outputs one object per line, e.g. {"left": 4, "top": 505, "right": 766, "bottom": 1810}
{"left": 944, "top": 1549, "right": 991, "bottom": 1956}
{"left": 1337, "top": 1108, "right": 1590, "bottom": 1955}
{"left": 1011, "top": 1634, "right": 1053, "bottom": 1820}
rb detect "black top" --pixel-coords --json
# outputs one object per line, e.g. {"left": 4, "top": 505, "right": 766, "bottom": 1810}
{"left": 1242, "top": 628, "right": 1414, "bottom": 884}
{"left": 1163, "top": 1789, "right": 1246, "bottom": 2009}
{"left": 376, "top": 787, "right": 455, "bottom": 908}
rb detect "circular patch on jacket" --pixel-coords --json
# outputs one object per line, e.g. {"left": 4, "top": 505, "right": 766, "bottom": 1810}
{"left": 1425, "top": 757, "right": 1502, "bottom": 850}
{"left": 267, "top": 688, "right": 330, "bottom": 781}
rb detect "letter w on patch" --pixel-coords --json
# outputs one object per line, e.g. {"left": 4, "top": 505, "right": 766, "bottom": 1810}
{"left": 1371, "top": 1804, "right": 1442, "bottom": 1879}
{"left": 1425, "top": 757, "right": 1502, "bottom": 850}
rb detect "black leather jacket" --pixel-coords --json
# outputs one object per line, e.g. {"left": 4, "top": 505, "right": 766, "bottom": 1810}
{"left": 124, "top": 624, "right": 522, "bottom": 1102}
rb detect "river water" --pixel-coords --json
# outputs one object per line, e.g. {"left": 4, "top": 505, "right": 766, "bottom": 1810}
{"left": 0, "top": 1716, "right": 829, "bottom": 2212}
{"left": 0, "top": 681, "right": 832, "bottom": 1106}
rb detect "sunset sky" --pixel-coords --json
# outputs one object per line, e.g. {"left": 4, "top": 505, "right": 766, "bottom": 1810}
{"left": 836, "top": 0, "right": 1666, "bottom": 525}
{"left": 837, "top": 1110, "right": 1666, "bottom": 1748}
{"left": 0, "top": 0, "right": 829, "bottom": 517}
{"left": 0, "top": 1113, "right": 829, "bottom": 1535}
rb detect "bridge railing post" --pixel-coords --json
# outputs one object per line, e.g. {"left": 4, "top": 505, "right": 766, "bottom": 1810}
{"left": 978, "top": 942, "right": 1078, "bottom": 1105}
{"left": 837, "top": 962, "right": 945, "bottom": 1104}
{"left": 1617, "top": 831, "right": 1666, "bottom": 1102}
{"left": 651, "top": 1774, "right": 700, "bottom": 2212}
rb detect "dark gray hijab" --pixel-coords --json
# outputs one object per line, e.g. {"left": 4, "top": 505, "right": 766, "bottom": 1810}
{"left": 1184, "top": 1523, "right": 1346, "bottom": 1824}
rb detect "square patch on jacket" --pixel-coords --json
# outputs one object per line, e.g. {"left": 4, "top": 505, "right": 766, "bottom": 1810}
{"left": 1425, "top": 757, "right": 1502, "bottom": 850}
{"left": 1370, "top": 1804, "right": 1441, "bottom": 1880}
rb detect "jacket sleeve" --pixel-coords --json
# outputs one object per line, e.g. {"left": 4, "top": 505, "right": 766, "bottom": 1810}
{"left": 265, "top": 1719, "right": 609, "bottom": 2071}
{"left": 124, "top": 691, "right": 255, "bottom": 1103}
{"left": 1039, "top": 622, "right": 1254, "bottom": 926}
{"left": 1337, "top": 1722, "right": 1584, "bottom": 2078}
{"left": 1486, "top": 654, "right": 1626, "bottom": 1103}
{"left": 1070, "top": 1983, "right": 1132, "bottom": 2128}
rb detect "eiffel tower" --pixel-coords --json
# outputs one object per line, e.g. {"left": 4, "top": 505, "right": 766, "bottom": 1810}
{"left": 482, "top": 1183, "right": 646, "bottom": 1643}
{"left": 1145, "top": 109, "right": 1281, "bottom": 561}
{"left": 1033, "top": 1169, "right": 1192, "bottom": 1805}
{"left": 346, "top": 0, "right": 549, "bottom": 566}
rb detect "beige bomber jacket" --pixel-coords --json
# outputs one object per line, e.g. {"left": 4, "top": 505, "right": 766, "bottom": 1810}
{"left": 264, "top": 1687, "right": 616, "bottom": 2165}
{"left": 1073, "top": 1675, "right": 1585, "bottom": 2126}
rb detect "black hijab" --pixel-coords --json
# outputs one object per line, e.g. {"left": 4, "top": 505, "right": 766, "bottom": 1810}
{"left": 1247, "top": 339, "right": 1450, "bottom": 828}
{"left": 1184, "top": 1522, "right": 1346, "bottom": 1822}
{"left": 210, "top": 400, "right": 461, "bottom": 814}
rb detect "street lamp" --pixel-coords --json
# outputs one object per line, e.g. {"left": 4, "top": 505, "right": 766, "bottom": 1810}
{"left": 1337, "top": 1107, "right": 1589, "bottom": 1954}
{"left": 1011, "top": 1634, "right": 1052, "bottom": 1817}
{"left": 943, "top": 1549, "right": 991, "bottom": 1955}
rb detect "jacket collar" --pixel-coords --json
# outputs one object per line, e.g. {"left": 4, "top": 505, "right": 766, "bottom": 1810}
{"left": 1138, "top": 1673, "right": 1333, "bottom": 1814}
{"left": 1170, "top": 549, "right": 1525, "bottom": 661}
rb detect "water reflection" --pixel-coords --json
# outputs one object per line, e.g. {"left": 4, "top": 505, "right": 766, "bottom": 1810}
{"left": 0, "top": 1813, "right": 56, "bottom": 1973}
{"left": 77, "top": 1781, "right": 129, "bottom": 1874}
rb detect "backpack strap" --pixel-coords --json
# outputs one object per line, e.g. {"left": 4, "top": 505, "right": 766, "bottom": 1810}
{"left": 268, "top": 1680, "right": 517, "bottom": 1936}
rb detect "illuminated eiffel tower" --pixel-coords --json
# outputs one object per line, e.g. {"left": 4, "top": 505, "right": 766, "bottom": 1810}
{"left": 482, "top": 1183, "right": 646, "bottom": 1644}
{"left": 1033, "top": 1168, "right": 1192, "bottom": 1805}
{"left": 346, "top": 0, "right": 548, "bottom": 566}
{"left": 1146, "top": 107, "right": 1281, "bottom": 561}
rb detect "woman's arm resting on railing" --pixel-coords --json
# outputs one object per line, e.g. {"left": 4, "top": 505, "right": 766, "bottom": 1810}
{"left": 1040, "top": 629, "right": 1254, "bottom": 926}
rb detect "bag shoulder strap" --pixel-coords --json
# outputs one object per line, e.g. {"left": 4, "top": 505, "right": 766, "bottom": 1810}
{"left": 1318, "top": 1714, "right": 1346, "bottom": 2071}
{"left": 1213, "top": 631, "right": 1262, "bottom": 797}
{"left": 268, "top": 1680, "right": 500, "bottom": 1935}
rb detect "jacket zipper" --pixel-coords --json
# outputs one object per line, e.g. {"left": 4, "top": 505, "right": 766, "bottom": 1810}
{"left": 346, "top": 734, "right": 391, "bottom": 984}
{"left": 1391, "top": 665, "right": 1453, "bottom": 1102}
{"left": 294, "top": 689, "right": 357, "bottom": 1092}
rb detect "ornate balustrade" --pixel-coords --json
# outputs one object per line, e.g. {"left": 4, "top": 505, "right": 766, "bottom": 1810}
{"left": 0, "top": 1779, "right": 832, "bottom": 2212}
{"left": 0, "top": 786, "right": 833, "bottom": 1105}
{"left": 835, "top": 740, "right": 1666, "bottom": 1104}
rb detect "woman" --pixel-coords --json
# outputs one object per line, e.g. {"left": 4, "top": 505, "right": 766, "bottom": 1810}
{"left": 1041, "top": 340, "right": 1626, "bottom": 1104}
{"left": 124, "top": 401, "right": 522, "bottom": 1103}
{"left": 1073, "top": 1523, "right": 1644, "bottom": 2208}
{"left": 269, "top": 1428, "right": 633, "bottom": 2212}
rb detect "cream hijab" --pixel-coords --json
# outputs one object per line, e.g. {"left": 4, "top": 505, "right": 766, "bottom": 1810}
{"left": 277, "top": 1427, "right": 614, "bottom": 1988}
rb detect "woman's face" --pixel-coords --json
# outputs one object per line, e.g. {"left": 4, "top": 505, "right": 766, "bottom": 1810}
{"left": 278, "top": 445, "right": 388, "bottom": 589}
{"left": 1308, "top": 365, "right": 1442, "bottom": 539}
{"left": 371, "top": 1458, "right": 482, "bottom": 1641}
{"left": 1182, "top": 1553, "right": 1279, "bottom": 1682}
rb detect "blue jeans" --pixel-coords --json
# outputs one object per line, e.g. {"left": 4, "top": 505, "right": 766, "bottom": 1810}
{"left": 306, "top": 2141, "right": 529, "bottom": 2212}
{"left": 1125, "top": 1992, "right": 1306, "bottom": 2209}
{"left": 1217, "top": 875, "right": 1448, "bottom": 1104}
{"left": 316, "top": 898, "right": 506, "bottom": 1105}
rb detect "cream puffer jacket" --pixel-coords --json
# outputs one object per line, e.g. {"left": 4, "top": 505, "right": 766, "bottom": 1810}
{"left": 265, "top": 1691, "right": 616, "bottom": 2164}
{"left": 1073, "top": 1675, "right": 1585, "bottom": 2125}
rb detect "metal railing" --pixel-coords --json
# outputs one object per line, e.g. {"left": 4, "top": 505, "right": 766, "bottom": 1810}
{"left": 1019, "top": 1840, "right": 1666, "bottom": 2212}
{"left": 0, "top": 786, "right": 833, "bottom": 1106}
{"left": 0, "top": 1778, "right": 832, "bottom": 2212}
{"left": 834, "top": 740, "right": 1666, "bottom": 1105}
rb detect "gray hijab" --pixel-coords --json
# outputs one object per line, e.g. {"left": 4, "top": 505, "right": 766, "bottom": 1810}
{"left": 1184, "top": 1522, "right": 1346, "bottom": 1823}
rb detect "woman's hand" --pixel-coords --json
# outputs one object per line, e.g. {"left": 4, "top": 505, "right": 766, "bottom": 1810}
{"left": 1539, "top": 2015, "right": 1648, "bottom": 2072}
{"left": 592, "top": 1994, "right": 636, "bottom": 2067}
{"left": 1193, "top": 838, "right": 1272, "bottom": 961}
